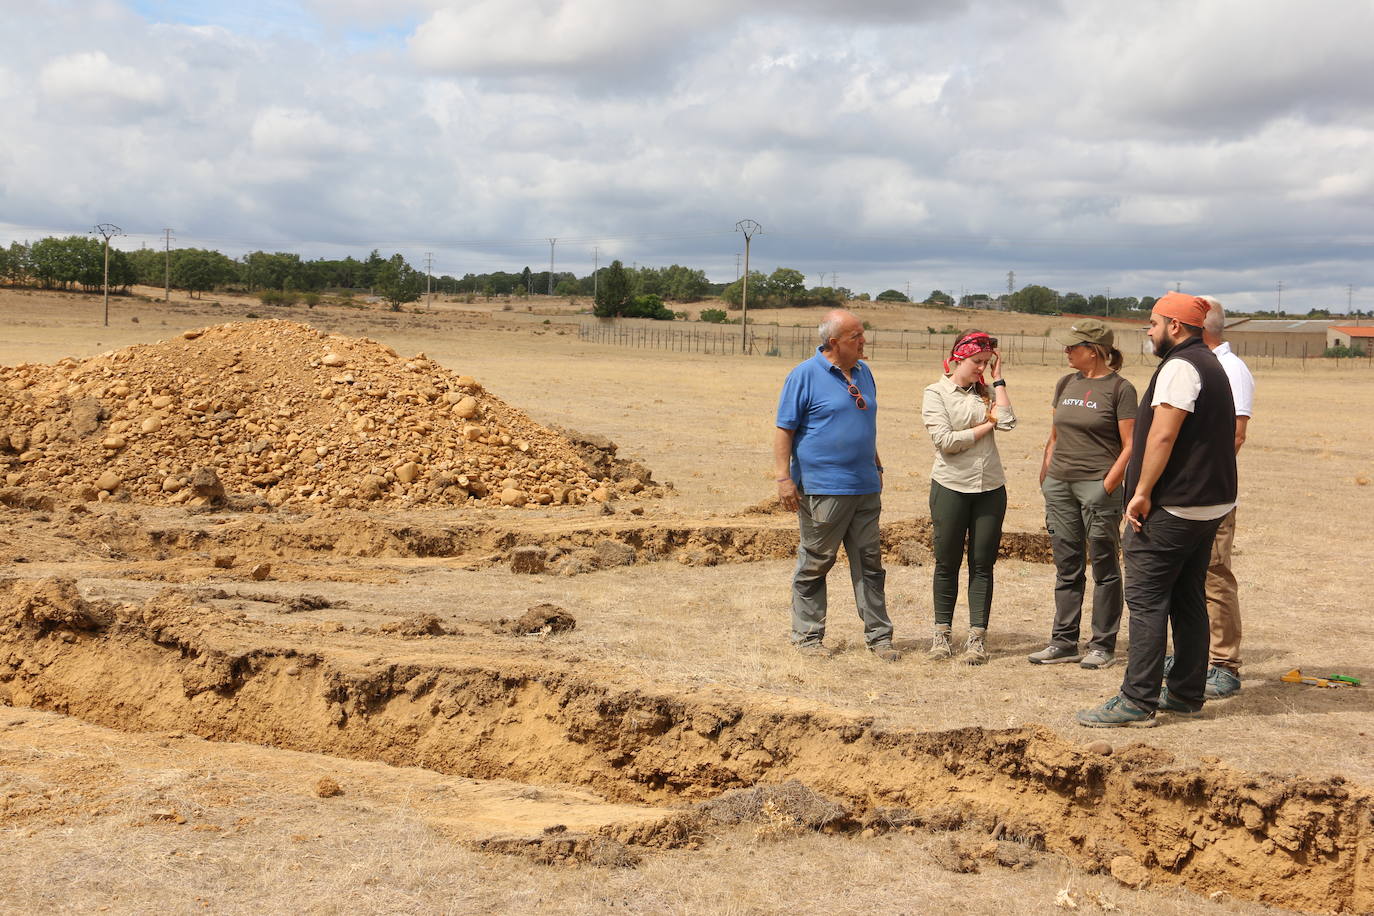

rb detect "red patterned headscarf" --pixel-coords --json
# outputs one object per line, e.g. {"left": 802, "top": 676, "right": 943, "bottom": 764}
{"left": 943, "top": 332, "right": 996, "bottom": 376}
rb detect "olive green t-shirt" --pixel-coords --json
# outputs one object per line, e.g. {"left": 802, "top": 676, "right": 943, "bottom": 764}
{"left": 1047, "top": 372, "right": 1138, "bottom": 481}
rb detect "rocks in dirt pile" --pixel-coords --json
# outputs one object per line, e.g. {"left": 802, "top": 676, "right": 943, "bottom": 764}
{"left": 0, "top": 320, "right": 664, "bottom": 510}
{"left": 501, "top": 603, "right": 576, "bottom": 636}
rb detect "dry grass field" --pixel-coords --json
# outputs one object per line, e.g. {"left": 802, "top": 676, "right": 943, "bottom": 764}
{"left": 1, "top": 285, "right": 1371, "bottom": 915}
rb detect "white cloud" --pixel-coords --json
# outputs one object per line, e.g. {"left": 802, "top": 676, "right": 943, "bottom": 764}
{"left": 38, "top": 51, "right": 167, "bottom": 113}
{"left": 2, "top": 0, "right": 1374, "bottom": 308}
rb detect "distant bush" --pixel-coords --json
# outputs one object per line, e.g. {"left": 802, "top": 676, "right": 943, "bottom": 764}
{"left": 1324, "top": 344, "right": 1367, "bottom": 358}
{"left": 700, "top": 308, "right": 728, "bottom": 324}
{"left": 625, "top": 294, "right": 674, "bottom": 320}
{"left": 301, "top": 292, "right": 320, "bottom": 308}
{"left": 258, "top": 289, "right": 298, "bottom": 306}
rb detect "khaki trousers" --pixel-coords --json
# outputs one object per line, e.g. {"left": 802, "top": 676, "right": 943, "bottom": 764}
{"left": 1205, "top": 507, "right": 1241, "bottom": 671}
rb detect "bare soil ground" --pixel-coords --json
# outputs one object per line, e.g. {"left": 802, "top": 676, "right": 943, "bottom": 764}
{"left": 2, "top": 286, "right": 1372, "bottom": 915}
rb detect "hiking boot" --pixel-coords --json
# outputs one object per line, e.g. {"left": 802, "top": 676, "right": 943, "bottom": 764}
{"left": 869, "top": 643, "right": 901, "bottom": 662}
{"left": 1028, "top": 644, "right": 1081, "bottom": 665}
{"left": 1079, "top": 649, "right": 1115, "bottom": 670}
{"left": 1158, "top": 686, "right": 1203, "bottom": 715}
{"left": 962, "top": 627, "right": 988, "bottom": 666}
{"left": 928, "top": 625, "right": 953, "bottom": 660}
{"left": 1076, "top": 694, "right": 1157, "bottom": 728}
{"left": 1205, "top": 666, "right": 1242, "bottom": 699}
{"left": 795, "top": 642, "right": 835, "bottom": 659}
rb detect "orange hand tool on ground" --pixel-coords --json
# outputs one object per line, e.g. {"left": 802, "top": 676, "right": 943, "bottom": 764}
{"left": 1281, "top": 668, "right": 1360, "bottom": 688}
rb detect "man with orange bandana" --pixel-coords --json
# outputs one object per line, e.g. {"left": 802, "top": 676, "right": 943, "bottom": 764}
{"left": 1078, "top": 293, "right": 1237, "bottom": 727}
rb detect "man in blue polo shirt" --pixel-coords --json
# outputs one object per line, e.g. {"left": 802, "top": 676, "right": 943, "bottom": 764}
{"left": 774, "top": 309, "right": 899, "bottom": 661}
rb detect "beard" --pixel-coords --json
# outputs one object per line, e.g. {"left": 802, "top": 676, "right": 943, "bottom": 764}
{"left": 1152, "top": 334, "right": 1173, "bottom": 358}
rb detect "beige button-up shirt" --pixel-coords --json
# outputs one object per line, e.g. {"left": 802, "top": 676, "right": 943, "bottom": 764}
{"left": 921, "top": 375, "right": 1017, "bottom": 493}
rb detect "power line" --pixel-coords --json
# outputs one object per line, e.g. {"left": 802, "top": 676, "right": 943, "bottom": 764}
{"left": 162, "top": 228, "right": 175, "bottom": 302}
{"left": 736, "top": 219, "right": 762, "bottom": 353}
{"left": 90, "top": 223, "right": 124, "bottom": 327}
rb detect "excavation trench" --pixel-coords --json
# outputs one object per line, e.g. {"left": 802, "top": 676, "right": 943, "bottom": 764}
{"left": 2, "top": 495, "right": 1053, "bottom": 569}
{"left": 0, "top": 577, "right": 1368, "bottom": 912}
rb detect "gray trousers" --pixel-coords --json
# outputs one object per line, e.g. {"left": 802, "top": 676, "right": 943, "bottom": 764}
{"left": 1042, "top": 475, "right": 1124, "bottom": 653}
{"left": 791, "top": 491, "right": 892, "bottom": 648}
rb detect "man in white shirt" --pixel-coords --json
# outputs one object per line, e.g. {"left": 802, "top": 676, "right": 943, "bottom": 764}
{"left": 1197, "top": 297, "right": 1255, "bottom": 698}
{"left": 1078, "top": 293, "right": 1237, "bottom": 727}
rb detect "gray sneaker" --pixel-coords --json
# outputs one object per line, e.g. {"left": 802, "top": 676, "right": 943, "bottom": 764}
{"left": 962, "top": 627, "right": 988, "bottom": 666}
{"left": 1028, "top": 644, "right": 1082, "bottom": 665}
{"left": 1079, "top": 649, "right": 1115, "bottom": 669}
{"left": 928, "top": 625, "right": 953, "bottom": 660}
{"left": 1158, "top": 686, "right": 1203, "bottom": 715}
{"left": 796, "top": 642, "right": 835, "bottom": 659}
{"left": 869, "top": 643, "right": 901, "bottom": 662}
{"left": 1205, "top": 666, "right": 1241, "bottom": 699}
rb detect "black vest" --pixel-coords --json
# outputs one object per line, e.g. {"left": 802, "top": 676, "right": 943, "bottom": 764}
{"left": 1125, "top": 335, "right": 1238, "bottom": 507}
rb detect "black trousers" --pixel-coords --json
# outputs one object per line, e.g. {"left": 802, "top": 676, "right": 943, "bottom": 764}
{"left": 1120, "top": 508, "right": 1224, "bottom": 711}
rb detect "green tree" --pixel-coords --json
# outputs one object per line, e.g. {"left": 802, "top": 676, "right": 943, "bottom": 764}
{"left": 1060, "top": 292, "right": 1088, "bottom": 312}
{"left": 171, "top": 248, "right": 237, "bottom": 297}
{"left": 1, "top": 242, "right": 30, "bottom": 284}
{"left": 925, "top": 290, "right": 954, "bottom": 307}
{"left": 699, "top": 308, "right": 728, "bottom": 323}
{"left": 875, "top": 289, "right": 910, "bottom": 302}
{"left": 1008, "top": 285, "right": 1060, "bottom": 315}
{"left": 374, "top": 253, "right": 423, "bottom": 311}
{"left": 721, "top": 271, "right": 766, "bottom": 308}
{"left": 661, "top": 264, "right": 710, "bottom": 302}
{"left": 765, "top": 267, "right": 806, "bottom": 306}
{"left": 593, "top": 260, "right": 633, "bottom": 317}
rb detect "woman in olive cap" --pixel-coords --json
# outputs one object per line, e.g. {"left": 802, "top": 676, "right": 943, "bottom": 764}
{"left": 1031, "top": 319, "right": 1137, "bottom": 670}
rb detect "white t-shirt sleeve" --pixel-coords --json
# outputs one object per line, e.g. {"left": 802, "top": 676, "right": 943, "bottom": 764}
{"left": 1151, "top": 359, "right": 1201, "bottom": 412}
{"left": 1222, "top": 357, "right": 1255, "bottom": 417}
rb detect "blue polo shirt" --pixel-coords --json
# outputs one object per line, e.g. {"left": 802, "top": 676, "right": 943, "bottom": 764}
{"left": 776, "top": 347, "right": 880, "bottom": 495}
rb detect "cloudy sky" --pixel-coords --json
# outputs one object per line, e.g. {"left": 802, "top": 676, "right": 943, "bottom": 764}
{"left": 3, "top": 0, "right": 1373, "bottom": 310}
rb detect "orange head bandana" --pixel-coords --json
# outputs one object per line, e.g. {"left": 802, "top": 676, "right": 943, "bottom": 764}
{"left": 1153, "top": 292, "right": 1211, "bottom": 328}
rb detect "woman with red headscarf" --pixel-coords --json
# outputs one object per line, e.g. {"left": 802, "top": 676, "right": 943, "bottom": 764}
{"left": 920, "top": 329, "right": 1016, "bottom": 664}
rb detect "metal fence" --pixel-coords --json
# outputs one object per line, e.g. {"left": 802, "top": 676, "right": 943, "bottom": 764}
{"left": 577, "top": 318, "right": 1374, "bottom": 369}
{"left": 578, "top": 319, "right": 1154, "bottom": 367}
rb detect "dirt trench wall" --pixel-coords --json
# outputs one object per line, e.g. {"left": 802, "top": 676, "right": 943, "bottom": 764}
{"left": 0, "top": 577, "right": 1367, "bottom": 913}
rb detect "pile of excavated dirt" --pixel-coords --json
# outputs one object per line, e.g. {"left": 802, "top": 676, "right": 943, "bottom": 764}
{"left": 0, "top": 320, "right": 662, "bottom": 510}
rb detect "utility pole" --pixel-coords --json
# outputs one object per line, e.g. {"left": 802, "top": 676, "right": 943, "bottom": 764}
{"left": 1006, "top": 271, "right": 1014, "bottom": 304}
{"left": 1349, "top": 284, "right": 1357, "bottom": 325}
{"left": 735, "top": 253, "right": 741, "bottom": 280}
{"left": 424, "top": 252, "right": 433, "bottom": 310}
{"left": 162, "top": 228, "right": 174, "bottom": 302}
{"left": 547, "top": 238, "right": 557, "bottom": 296}
{"left": 1277, "top": 280, "right": 1284, "bottom": 313}
{"left": 91, "top": 223, "right": 123, "bottom": 327}
{"left": 735, "top": 219, "right": 762, "bottom": 353}
{"left": 592, "top": 246, "right": 599, "bottom": 302}
{"left": 906, "top": 280, "right": 911, "bottom": 301}
{"left": 1106, "top": 286, "right": 1111, "bottom": 318}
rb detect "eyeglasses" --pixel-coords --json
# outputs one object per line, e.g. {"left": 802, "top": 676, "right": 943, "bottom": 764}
{"left": 847, "top": 384, "right": 868, "bottom": 410}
